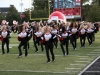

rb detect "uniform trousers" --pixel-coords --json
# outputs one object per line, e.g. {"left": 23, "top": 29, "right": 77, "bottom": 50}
{"left": 18, "top": 38, "right": 28, "bottom": 56}
{"left": 53, "top": 37, "right": 58, "bottom": 48}
{"left": 60, "top": 38, "right": 69, "bottom": 56}
{"left": 34, "top": 37, "right": 44, "bottom": 52}
{"left": 80, "top": 34, "right": 86, "bottom": 47}
{"left": 87, "top": 33, "right": 93, "bottom": 45}
{"left": 2, "top": 38, "right": 9, "bottom": 54}
{"left": 45, "top": 41, "right": 55, "bottom": 62}
{"left": 70, "top": 34, "right": 77, "bottom": 50}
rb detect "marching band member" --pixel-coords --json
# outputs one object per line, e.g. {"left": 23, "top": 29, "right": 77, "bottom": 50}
{"left": 58, "top": 26, "right": 69, "bottom": 56}
{"left": 91, "top": 23, "right": 96, "bottom": 42}
{"left": 24, "top": 23, "right": 32, "bottom": 49}
{"left": 41, "top": 26, "right": 55, "bottom": 63}
{"left": 51, "top": 25, "right": 58, "bottom": 48}
{"left": 34, "top": 26, "right": 44, "bottom": 52}
{"left": 69, "top": 22, "right": 78, "bottom": 50}
{"left": 1, "top": 25, "right": 11, "bottom": 55}
{"left": 86, "top": 23, "right": 94, "bottom": 46}
{"left": 79, "top": 24, "right": 86, "bottom": 47}
{"left": 18, "top": 25, "right": 30, "bottom": 57}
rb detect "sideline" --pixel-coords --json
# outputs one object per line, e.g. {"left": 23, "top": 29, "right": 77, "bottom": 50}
{"left": 78, "top": 56, "right": 100, "bottom": 75}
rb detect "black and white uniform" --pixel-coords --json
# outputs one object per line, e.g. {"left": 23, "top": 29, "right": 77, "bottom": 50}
{"left": 69, "top": 28, "right": 78, "bottom": 50}
{"left": 1, "top": 30, "right": 10, "bottom": 54}
{"left": 91, "top": 26, "right": 96, "bottom": 42}
{"left": 60, "top": 32, "right": 69, "bottom": 56}
{"left": 25, "top": 28, "right": 32, "bottom": 49}
{"left": 42, "top": 33, "right": 55, "bottom": 62}
{"left": 34, "top": 31, "right": 44, "bottom": 52}
{"left": 79, "top": 29, "right": 86, "bottom": 47}
{"left": 32, "top": 25, "right": 37, "bottom": 47}
{"left": 86, "top": 28, "right": 94, "bottom": 46}
{"left": 51, "top": 29, "right": 58, "bottom": 48}
{"left": 18, "top": 31, "right": 29, "bottom": 57}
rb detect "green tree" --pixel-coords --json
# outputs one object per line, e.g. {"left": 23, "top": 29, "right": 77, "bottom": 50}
{"left": 92, "top": 0, "right": 100, "bottom": 6}
{"left": 82, "top": 4, "right": 90, "bottom": 20}
{"left": 31, "top": 0, "right": 49, "bottom": 18}
{"left": 88, "top": 4, "right": 100, "bottom": 22}
{"left": 6, "top": 5, "right": 21, "bottom": 25}
{"left": 0, "top": 11, "right": 5, "bottom": 24}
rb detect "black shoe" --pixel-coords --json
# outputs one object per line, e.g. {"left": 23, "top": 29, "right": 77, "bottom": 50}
{"left": 25, "top": 54, "right": 28, "bottom": 57}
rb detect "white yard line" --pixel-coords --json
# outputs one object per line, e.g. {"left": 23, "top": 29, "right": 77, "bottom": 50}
{"left": 87, "top": 54, "right": 99, "bottom": 55}
{"left": 0, "top": 70, "right": 67, "bottom": 74}
{"left": 70, "top": 64, "right": 86, "bottom": 66}
{"left": 75, "top": 61, "right": 89, "bottom": 63}
{"left": 90, "top": 52, "right": 100, "bottom": 53}
{"left": 78, "top": 56, "right": 100, "bottom": 75}
{"left": 79, "top": 58, "right": 93, "bottom": 60}
{"left": 0, "top": 53, "right": 87, "bottom": 57}
{"left": 93, "top": 50, "right": 100, "bottom": 51}
{"left": 65, "top": 68, "right": 81, "bottom": 70}
{"left": 77, "top": 56, "right": 89, "bottom": 57}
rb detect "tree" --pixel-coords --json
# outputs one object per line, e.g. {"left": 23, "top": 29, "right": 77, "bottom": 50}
{"left": 92, "top": 0, "right": 100, "bottom": 6}
{"left": 88, "top": 4, "right": 100, "bottom": 22}
{"left": 31, "top": 0, "right": 49, "bottom": 18}
{"left": 82, "top": 4, "right": 90, "bottom": 20}
{"left": 6, "top": 5, "right": 21, "bottom": 25}
{"left": 0, "top": 11, "right": 5, "bottom": 24}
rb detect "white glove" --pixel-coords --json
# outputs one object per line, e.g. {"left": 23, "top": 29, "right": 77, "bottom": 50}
{"left": 28, "top": 34, "right": 30, "bottom": 37}
{"left": 41, "top": 37, "right": 43, "bottom": 40}
{"left": 58, "top": 35, "right": 61, "bottom": 38}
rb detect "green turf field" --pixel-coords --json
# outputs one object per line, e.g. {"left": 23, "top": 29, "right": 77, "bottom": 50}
{"left": 0, "top": 32, "right": 100, "bottom": 75}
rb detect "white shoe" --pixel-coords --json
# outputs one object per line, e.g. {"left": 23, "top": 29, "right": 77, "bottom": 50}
{"left": 74, "top": 48, "right": 76, "bottom": 50}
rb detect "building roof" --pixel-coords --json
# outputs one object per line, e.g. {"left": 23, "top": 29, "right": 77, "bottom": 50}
{"left": 0, "top": 7, "right": 9, "bottom": 12}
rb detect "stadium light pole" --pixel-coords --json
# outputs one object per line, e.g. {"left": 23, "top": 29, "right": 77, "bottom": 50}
{"left": 20, "top": 0, "right": 23, "bottom": 19}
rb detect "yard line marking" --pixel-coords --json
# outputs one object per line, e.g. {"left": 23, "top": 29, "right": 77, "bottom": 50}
{"left": 0, "top": 44, "right": 18, "bottom": 46}
{"left": 93, "top": 50, "right": 100, "bottom": 51}
{"left": 65, "top": 68, "right": 81, "bottom": 70}
{"left": 75, "top": 61, "right": 89, "bottom": 63}
{"left": 87, "top": 54, "right": 99, "bottom": 55}
{"left": 87, "top": 47, "right": 99, "bottom": 48}
{"left": 90, "top": 52, "right": 100, "bottom": 53}
{"left": 79, "top": 58, "right": 93, "bottom": 60}
{"left": 0, "top": 70, "right": 67, "bottom": 74}
{"left": 78, "top": 56, "right": 100, "bottom": 75}
{"left": 70, "top": 64, "right": 86, "bottom": 66}
{"left": 77, "top": 56, "right": 89, "bottom": 57}
{"left": 0, "top": 53, "right": 87, "bottom": 57}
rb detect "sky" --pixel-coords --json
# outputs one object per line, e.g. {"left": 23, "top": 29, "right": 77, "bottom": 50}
{"left": 0, "top": 0, "right": 33, "bottom": 12}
